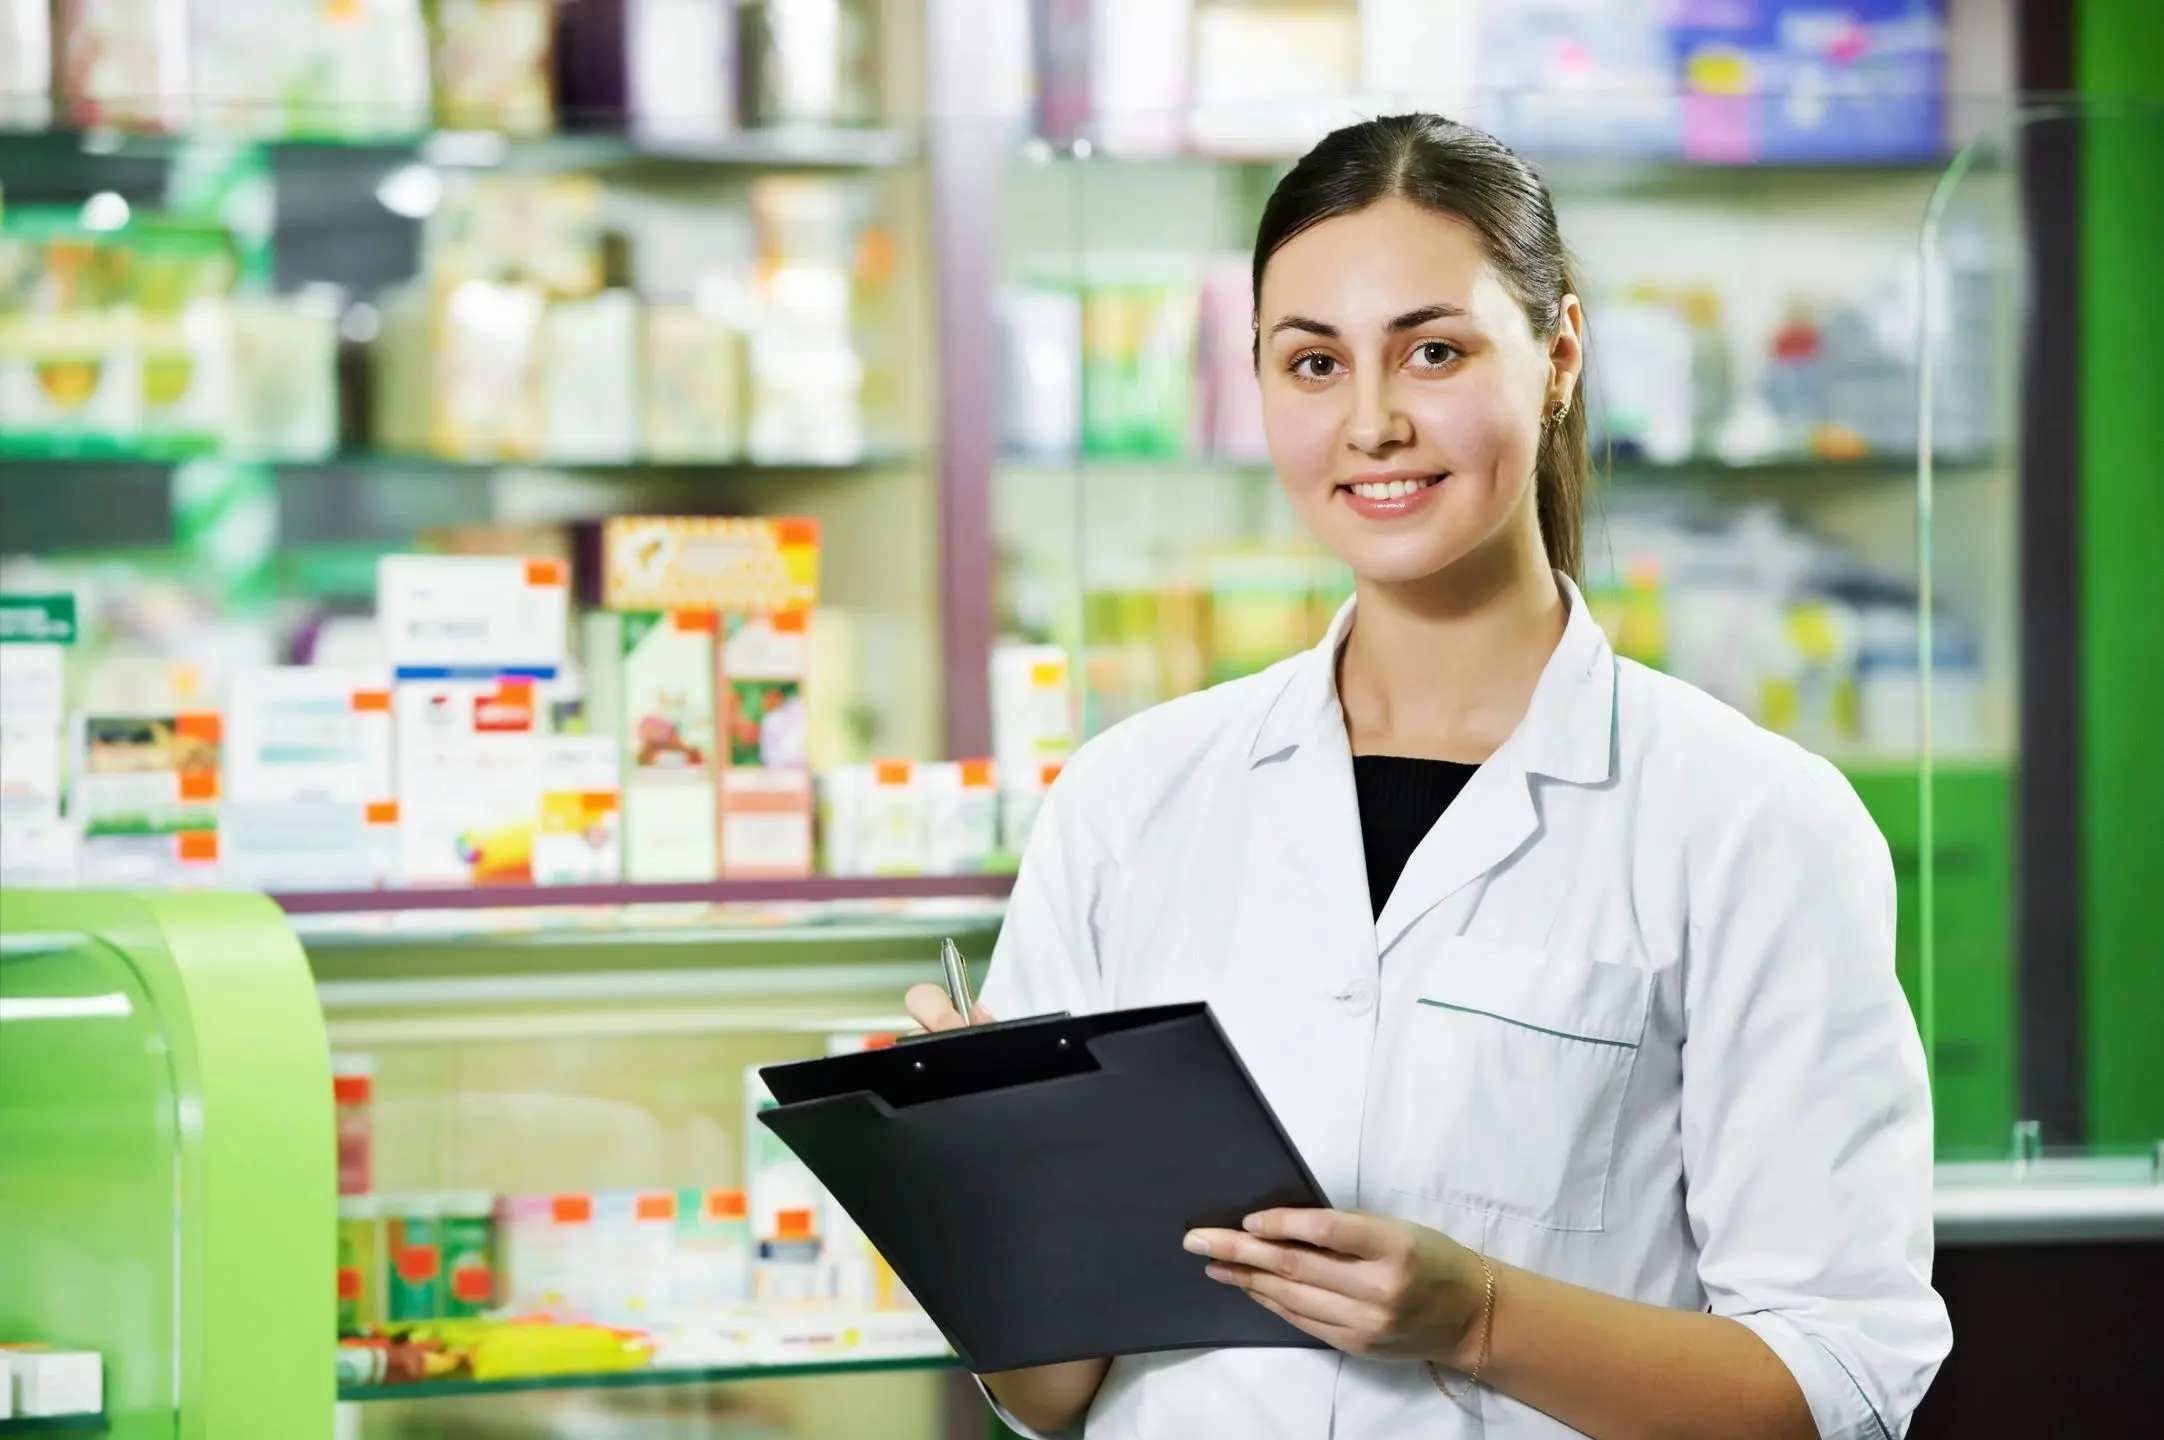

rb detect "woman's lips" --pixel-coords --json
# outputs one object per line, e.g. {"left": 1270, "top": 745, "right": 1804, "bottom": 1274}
{"left": 1336, "top": 473, "right": 1444, "bottom": 520}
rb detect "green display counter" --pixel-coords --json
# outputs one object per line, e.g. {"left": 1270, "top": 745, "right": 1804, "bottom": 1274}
{"left": 0, "top": 891, "right": 334, "bottom": 1440}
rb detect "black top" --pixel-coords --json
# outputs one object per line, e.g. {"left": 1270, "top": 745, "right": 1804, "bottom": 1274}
{"left": 1353, "top": 755, "right": 1479, "bottom": 919}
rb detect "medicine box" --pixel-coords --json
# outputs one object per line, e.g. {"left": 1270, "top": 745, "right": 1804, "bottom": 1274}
{"left": 602, "top": 515, "right": 820, "bottom": 614}
{"left": 533, "top": 733, "right": 623, "bottom": 884}
{"left": 585, "top": 609, "right": 720, "bottom": 882}
{"left": 2, "top": 1348, "right": 103, "bottom": 1418}
{"left": 990, "top": 644, "right": 1074, "bottom": 779}
{"left": 72, "top": 712, "right": 223, "bottom": 887}
{"left": 722, "top": 611, "right": 810, "bottom": 768}
{"left": 378, "top": 553, "right": 569, "bottom": 675}
{"left": 221, "top": 668, "right": 398, "bottom": 891}
{"left": 393, "top": 676, "right": 547, "bottom": 886}
{"left": 719, "top": 766, "right": 813, "bottom": 879}
{"left": 921, "top": 759, "right": 998, "bottom": 875}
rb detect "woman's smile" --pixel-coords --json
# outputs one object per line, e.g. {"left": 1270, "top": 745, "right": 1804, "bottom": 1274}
{"left": 1339, "top": 470, "right": 1447, "bottom": 519}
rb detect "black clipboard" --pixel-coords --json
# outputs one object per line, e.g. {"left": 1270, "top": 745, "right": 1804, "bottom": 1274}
{"left": 756, "top": 1002, "right": 1330, "bottom": 1373}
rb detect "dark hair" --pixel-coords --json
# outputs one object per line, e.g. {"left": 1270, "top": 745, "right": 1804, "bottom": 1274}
{"left": 1252, "top": 114, "right": 1590, "bottom": 580}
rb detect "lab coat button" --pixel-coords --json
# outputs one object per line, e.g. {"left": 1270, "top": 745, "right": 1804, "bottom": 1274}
{"left": 1337, "top": 982, "right": 1374, "bottom": 1015}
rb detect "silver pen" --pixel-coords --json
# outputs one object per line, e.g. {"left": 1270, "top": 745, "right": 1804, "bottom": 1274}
{"left": 940, "top": 937, "right": 975, "bottom": 1022}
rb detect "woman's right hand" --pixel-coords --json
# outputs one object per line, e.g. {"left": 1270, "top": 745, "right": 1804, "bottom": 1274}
{"left": 903, "top": 983, "right": 993, "bottom": 1034}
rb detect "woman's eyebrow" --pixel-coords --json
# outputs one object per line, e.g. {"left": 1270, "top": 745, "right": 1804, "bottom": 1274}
{"left": 1387, "top": 303, "right": 1467, "bottom": 330}
{"left": 1264, "top": 303, "right": 1468, "bottom": 341}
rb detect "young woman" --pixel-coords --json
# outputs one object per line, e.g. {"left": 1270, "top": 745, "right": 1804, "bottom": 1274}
{"left": 908, "top": 114, "right": 1948, "bottom": 1440}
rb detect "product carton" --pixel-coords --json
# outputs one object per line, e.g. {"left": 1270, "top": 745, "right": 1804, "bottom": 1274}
{"left": 921, "top": 759, "right": 998, "bottom": 876}
{"left": 220, "top": 668, "right": 397, "bottom": 891}
{"left": 585, "top": 609, "right": 719, "bottom": 882}
{"left": 719, "top": 767, "right": 812, "bottom": 879}
{"left": 72, "top": 712, "right": 222, "bottom": 886}
{"left": 745, "top": 1065, "right": 825, "bottom": 1306}
{"left": 673, "top": 1187, "right": 752, "bottom": 1314}
{"left": 533, "top": 734, "right": 623, "bottom": 885}
{"left": 1, "top": 1347, "right": 102, "bottom": 1418}
{"left": 543, "top": 291, "right": 641, "bottom": 462}
{"left": 602, "top": 515, "right": 819, "bottom": 614}
{"left": 392, "top": 676, "right": 546, "bottom": 886}
{"left": 502, "top": 1193, "right": 597, "bottom": 1322}
{"left": 378, "top": 554, "right": 569, "bottom": 676}
{"left": 721, "top": 611, "right": 809, "bottom": 768}
{"left": 593, "top": 1189, "right": 679, "bottom": 1327}
{"left": 989, "top": 643, "right": 1074, "bottom": 780}
{"left": 0, "top": 595, "right": 75, "bottom": 829}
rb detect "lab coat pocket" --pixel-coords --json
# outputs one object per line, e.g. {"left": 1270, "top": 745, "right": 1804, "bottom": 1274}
{"left": 1389, "top": 938, "right": 1650, "bottom": 1232}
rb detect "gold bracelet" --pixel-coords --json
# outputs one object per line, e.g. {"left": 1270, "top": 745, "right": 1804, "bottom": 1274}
{"left": 1427, "top": 1253, "right": 1496, "bottom": 1402}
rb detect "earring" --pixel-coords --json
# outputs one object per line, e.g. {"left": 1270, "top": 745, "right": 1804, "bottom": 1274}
{"left": 1545, "top": 399, "right": 1572, "bottom": 429}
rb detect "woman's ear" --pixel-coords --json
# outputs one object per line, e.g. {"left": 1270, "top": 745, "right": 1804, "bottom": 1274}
{"left": 1548, "top": 294, "right": 1586, "bottom": 409}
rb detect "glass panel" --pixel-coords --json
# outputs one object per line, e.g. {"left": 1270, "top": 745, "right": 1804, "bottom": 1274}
{"left": 0, "top": 930, "right": 180, "bottom": 1435}
{"left": 1918, "top": 98, "right": 2164, "bottom": 1166}
{"left": 310, "top": 914, "right": 976, "bottom": 1440}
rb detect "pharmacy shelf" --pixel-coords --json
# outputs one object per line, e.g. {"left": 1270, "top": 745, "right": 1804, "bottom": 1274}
{"left": 339, "top": 1349, "right": 955, "bottom": 1403}
{"left": 0, "top": 124, "right": 917, "bottom": 173}
{"left": 0, "top": 1420, "right": 108, "bottom": 1435}
{"left": 272, "top": 874, "right": 1016, "bottom": 917}
{"left": 998, "top": 453, "right": 1990, "bottom": 481}
{"left": 0, "top": 450, "right": 912, "bottom": 475}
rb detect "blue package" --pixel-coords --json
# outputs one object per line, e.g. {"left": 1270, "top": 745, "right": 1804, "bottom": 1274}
{"left": 1668, "top": 0, "right": 1946, "bottom": 163}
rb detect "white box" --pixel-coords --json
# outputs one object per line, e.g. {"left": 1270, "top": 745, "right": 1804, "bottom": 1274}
{"left": 5, "top": 1348, "right": 102, "bottom": 1418}
{"left": 393, "top": 677, "right": 547, "bottom": 886}
{"left": 73, "top": 713, "right": 223, "bottom": 887}
{"left": 221, "top": 667, "right": 398, "bottom": 890}
{"left": 534, "top": 734, "right": 623, "bottom": 885}
{"left": 921, "top": 760, "right": 998, "bottom": 876}
{"left": 860, "top": 760, "right": 926, "bottom": 876}
{"left": 989, "top": 644, "right": 1074, "bottom": 780}
{"left": 587, "top": 610, "right": 720, "bottom": 883}
{"left": 1001, "top": 761, "right": 1065, "bottom": 857}
{"left": 544, "top": 291, "right": 641, "bottom": 462}
{"left": 719, "top": 767, "right": 812, "bottom": 879}
{"left": 377, "top": 554, "right": 569, "bottom": 674}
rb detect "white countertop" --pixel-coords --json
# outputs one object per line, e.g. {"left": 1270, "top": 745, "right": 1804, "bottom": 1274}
{"left": 1933, "top": 1157, "right": 2164, "bottom": 1244}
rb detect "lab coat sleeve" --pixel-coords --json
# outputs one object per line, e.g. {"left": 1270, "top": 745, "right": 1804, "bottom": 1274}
{"left": 973, "top": 777, "right": 1108, "bottom": 1440}
{"left": 1680, "top": 755, "right": 1951, "bottom": 1440}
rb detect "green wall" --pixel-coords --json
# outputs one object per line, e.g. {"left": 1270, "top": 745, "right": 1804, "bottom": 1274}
{"left": 2079, "top": 1, "right": 2164, "bottom": 1146}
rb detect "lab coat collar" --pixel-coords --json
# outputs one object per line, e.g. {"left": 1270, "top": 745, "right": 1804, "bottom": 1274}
{"left": 1247, "top": 571, "right": 1618, "bottom": 788}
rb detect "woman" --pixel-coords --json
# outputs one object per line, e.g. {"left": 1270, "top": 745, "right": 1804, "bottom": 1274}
{"left": 908, "top": 114, "right": 1949, "bottom": 1440}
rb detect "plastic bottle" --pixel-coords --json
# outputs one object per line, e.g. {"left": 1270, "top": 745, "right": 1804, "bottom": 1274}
{"left": 439, "top": 1191, "right": 499, "bottom": 1318}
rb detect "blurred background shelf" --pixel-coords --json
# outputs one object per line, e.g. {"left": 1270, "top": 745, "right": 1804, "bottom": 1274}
{"left": 339, "top": 1352, "right": 955, "bottom": 1404}
{"left": 0, "top": 124, "right": 918, "bottom": 177}
{"left": 0, "top": 450, "right": 914, "bottom": 475}
{"left": 0, "top": 1419, "right": 109, "bottom": 1435}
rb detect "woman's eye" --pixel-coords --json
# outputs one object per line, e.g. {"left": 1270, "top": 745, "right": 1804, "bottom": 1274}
{"left": 1292, "top": 353, "right": 1338, "bottom": 380}
{"left": 1412, "top": 341, "right": 1459, "bottom": 368}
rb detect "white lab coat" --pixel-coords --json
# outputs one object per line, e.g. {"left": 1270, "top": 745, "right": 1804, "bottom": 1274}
{"left": 978, "top": 577, "right": 1950, "bottom": 1440}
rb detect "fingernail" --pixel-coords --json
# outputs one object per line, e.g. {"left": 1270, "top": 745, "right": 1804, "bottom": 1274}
{"left": 1205, "top": 1264, "right": 1229, "bottom": 1282}
{"left": 1242, "top": 1214, "right": 1264, "bottom": 1233}
{"left": 1182, "top": 1232, "right": 1209, "bottom": 1256}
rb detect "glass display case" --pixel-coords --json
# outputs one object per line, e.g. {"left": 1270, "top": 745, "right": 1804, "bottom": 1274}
{"left": 305, "top": 896, "right": 998, "bottom": 1439}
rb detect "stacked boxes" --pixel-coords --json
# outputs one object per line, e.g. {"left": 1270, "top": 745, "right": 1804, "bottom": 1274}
{"left": 220, "top": 668, "right": 397, "bottom": 891}
{"left": 0, "top": 595, "right": 76, "bottom": 886}
{"left": 592, "top": 516, "right": 822, "bottom": 882}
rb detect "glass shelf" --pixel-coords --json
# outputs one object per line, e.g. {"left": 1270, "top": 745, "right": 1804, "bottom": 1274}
{"left": 339, "top": 1351, "right": 955, "bottom": 1404}
{"left": 0, "top": 449, "right": 914, "bottom": 476}
{"left": 0, "top": 1419, "right": 110, "bottom": 1435}
{"left": 273, "top": 875, "right": 1016, "bottom": 919}
{"left": 0, "top": 124, "right": 917, "bottom": 173}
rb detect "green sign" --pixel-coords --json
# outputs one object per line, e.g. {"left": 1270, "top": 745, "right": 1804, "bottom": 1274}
{"left": 0, "top": 594, "right": 78, "bottom": 644}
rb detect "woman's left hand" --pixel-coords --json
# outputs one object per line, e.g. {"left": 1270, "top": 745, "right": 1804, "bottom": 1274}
{"left": 1184, "top": 1209, "right": 1486, "bottom": 1366}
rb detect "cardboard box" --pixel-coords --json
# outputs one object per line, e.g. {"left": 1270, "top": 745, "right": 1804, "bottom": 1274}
{"left": 719, "top": 767, "right": 812, "bottom": 879}
{"left": 990, "top": 643, "right": 1074, "bottom": 779}
{"left": 722, "top": 611, "right": 809, "bottom": 768}
{"left": 2, "top": 1348, "right": 102, "bottom": 1418}
{"left": 602, "top": 516, "right": 819, "bottom": 614}
{"left": 587, "top": 609, "right": 719, "bottom": 883}
{"left": 533, "top": 734, "right": 622, "bottom": 885}
{"left": 220, "top": 668, "right": 397, "bottom": 890}
{"left": 861, "top": 759, "right": 925, "bottom": 876}
{"left": 378, "top": 553, "right": 569, "bottom": 675}
{"left": 922, "top": 759, "right": 998, "bottom": 876}
{"left": 0, "top": 596, "right": 75, "bottom": 828}
{"left": 73, "top": 712, "right": 222, "bottom": 887}
{"left": 392, "top": 676, "right": 546, "bottom": 886}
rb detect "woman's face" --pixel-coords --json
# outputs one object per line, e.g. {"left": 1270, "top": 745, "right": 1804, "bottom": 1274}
{"left": 1256, "top": 196, "right": 1581, "bottom": 587}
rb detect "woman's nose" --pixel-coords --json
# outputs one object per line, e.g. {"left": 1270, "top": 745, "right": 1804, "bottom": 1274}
{"left": 1346, "top": 373, "right": 1412, "bottom": 454}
